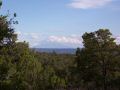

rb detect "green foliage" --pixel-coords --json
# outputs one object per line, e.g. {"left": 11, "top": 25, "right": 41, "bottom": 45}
{"left": 0, "top": 0, "right": 2, "bottom": 7}
{"left": 35, "top": 52, "right": 74, "bottom": 89}
{"left": 0, "top": 42, "right": 42, "bottom": 90}
{"left": 72, "top": 29, "right": 120, "bottom": 90}
{"left": 0, "top": 15, "right": 17, "bottom": 48}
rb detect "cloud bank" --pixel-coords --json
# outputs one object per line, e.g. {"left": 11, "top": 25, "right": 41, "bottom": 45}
{"left": 16, "top": 31, "right": 120, "bottom": 48}
{"left": 115, "top": 35, "right": 120, "bottom": 44}
{"left": 68, "top": 0, "right": 113, "bottom": 9}
{"left": 48, "top": 35, "right": 82, "bottom": 45}
{"left": 16, "top": 31, "right": 82, "bottom": 48}
{"left": 16, "top": 31, "right": 44, "bottom": 47}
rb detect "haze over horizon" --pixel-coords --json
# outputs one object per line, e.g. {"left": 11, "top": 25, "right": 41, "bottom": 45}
{"left": 1, "top": 0, "right": 120, "bottom": 48}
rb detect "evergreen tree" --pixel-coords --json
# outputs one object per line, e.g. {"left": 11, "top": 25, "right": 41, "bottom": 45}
{"left": 74, "top": 29, "right": 120, "bottom": 90}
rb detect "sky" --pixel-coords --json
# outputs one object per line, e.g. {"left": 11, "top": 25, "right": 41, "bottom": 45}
{"left": 1, "top": 0, "right": 120, "bottom": 48}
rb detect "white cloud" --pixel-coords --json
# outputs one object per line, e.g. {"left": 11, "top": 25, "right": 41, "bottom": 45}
{"left": 115, "top": 35, "right": 120, "bottom": 44}
{"left": 15, "top": 31, "right": 43, "bottom": 47}
{"left": 15, "top": 31, "right": 21, "bottom": 35}
{"left": 15, "top": 31, "right": 120, "bottom": 48}
{"left": 48, "top": 35, "right": 82, "bottom": 45}
{"left": 68, "top": 0, "right": 113, "bottom": 9}
{"left": 29, "top": 33, "right": 40, "bottom": 39}
{"left": 16, "top": 31, "right": 83, "bottom": 48}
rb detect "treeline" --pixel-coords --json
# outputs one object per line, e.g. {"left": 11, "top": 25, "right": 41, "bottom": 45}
{"left": 0, "top": 3, "right": 120, "bottom": 90}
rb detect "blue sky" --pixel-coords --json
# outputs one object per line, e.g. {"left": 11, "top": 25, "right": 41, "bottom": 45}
{"left": 1, "top": 0, "right": 120, "bottom": 48}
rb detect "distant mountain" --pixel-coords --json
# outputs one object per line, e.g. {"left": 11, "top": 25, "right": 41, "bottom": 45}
{"left": 32, "top": 48, "right": 76, "bottom": 54}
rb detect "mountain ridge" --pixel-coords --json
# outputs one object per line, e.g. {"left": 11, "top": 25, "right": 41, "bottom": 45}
{"left": 32, "top": 48, "right": 77, "bottom": 54}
